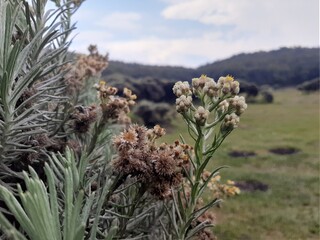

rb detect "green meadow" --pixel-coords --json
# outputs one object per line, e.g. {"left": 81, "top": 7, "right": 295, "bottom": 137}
{"left": 163, "top": 89, "right": 319, "bottom": 240}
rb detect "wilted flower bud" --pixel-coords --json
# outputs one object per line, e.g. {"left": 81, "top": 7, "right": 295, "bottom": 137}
{"left": 194, "top": 106, "right": 209, "bottom": 125}
{"left": 148, "top": 124, "right": 166, "bottom": 139}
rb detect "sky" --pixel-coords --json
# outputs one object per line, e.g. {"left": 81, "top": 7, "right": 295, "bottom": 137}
{"left": 50, "top": 0, "right": 319, "bottom": 68}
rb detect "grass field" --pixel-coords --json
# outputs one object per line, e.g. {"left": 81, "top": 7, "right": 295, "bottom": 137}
{"left": 163, "top": 89, "right": 319, "bottom": 240}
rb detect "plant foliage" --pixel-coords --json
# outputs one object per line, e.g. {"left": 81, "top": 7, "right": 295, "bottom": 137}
{"left": 0, "top": 1, "right": 247, "bottom": 239}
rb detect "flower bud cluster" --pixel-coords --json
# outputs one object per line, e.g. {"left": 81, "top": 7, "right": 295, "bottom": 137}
{"left": 123, "top": 87, "right": 137, "bottom": 106}
{"left": 192, "top": 75, "right": 212, "bottom": 91}
{"left": 64, "top": 45, "right": 108, "bottom": 94}
{"left": 194, "top": 106, "right": 209, "bottom": 125}
{"left": 173, "top": 81, "right": 192, "bottom": 97}
{"left": 192, "top": 75, "right": 220, "bottom": 98}
{"left": 222, "top": 113, "right": 240, "bottom": 130}
{"left": 176, "top": 95, "right": 192, "bottom": 113}
{"left": 94, "top": 81, "right": 118, "bottom": 103}
{"left": 205, "top": 173, "right": 240, "bottom": 198}
{"left": 147, "top": 124, "right": 166, "bottom": 139}
{"left": 173, "top": 74, "right": 246, "bottom": 130}
{"left": 191, "top": 74, "right": 240, "bottom": 98}
{"left": 94, "top": 81, "right": 136, "bottom": 124}
{"left": 218, "top": 75, "right": 240, "bottom": 95}
{"left": 229, "top": 96, "right": 247, "bottom": 115}
{"left": 70, "top": 105, "right": 97, "bottom": 133}
{"left": 203, "top": 78, "right": 220, "bottom": 98}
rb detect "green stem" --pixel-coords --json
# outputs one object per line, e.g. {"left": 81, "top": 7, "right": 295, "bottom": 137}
{"left": 87, "top": 120, "right": 107, "bottom": 155}
{"left": 118, "top": 184, "right": 147, "bottom": 238}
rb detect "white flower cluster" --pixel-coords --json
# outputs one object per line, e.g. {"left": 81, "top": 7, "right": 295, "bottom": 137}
{"left": 194, "top": 106, "right": 209, "bottom": 125}
{"left": 217, "top": 75, "right": 240, "bottom": 95}
{"left": 172, "top": 74, "right": 247, "bottom": 130}
{"left": 191, "top": 75, "right": 240, "bottom": 98}
{"left": 192, "top": 75, "right": 212, "bottom": 90}
{"left": 221, "top": 96, "right": 247, "bottom": 131}
{"left": 176, "top": 95, "right": 192, "bottom": 113}
{"left": 229, "top": 96, "right": 247, "bottom": 115}
{"left": 173, "top": 81, "right": 192, "bottom": 97}
{"left": 223, "top": 113, "right": 240, "bottom": 129}
{"left": 203, "top": 79, "right": 220, "bottom": 98}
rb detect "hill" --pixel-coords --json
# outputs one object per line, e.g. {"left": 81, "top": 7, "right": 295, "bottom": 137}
{"left": 102, "top": 61, "right": 196, "bottom": 82}
{"left": 102, "top": 47, "right": 319, "bottom": 87}
{"left": 198, "top": 47, "right": 319, "bottom": 86}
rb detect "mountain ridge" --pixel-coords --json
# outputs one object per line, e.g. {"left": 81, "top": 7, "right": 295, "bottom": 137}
{"left": 102, "top": 47, "right": 319, "bottom": 87}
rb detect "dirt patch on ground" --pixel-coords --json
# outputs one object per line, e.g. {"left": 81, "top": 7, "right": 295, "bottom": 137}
{"left": 269, "top": 147, "right": 300, "bottom": 155}
{"left": 229, "top": 150, "right": 256, "bottom": 158}
{"left": 235, "top": 179, "right": 269, "bottom": 192}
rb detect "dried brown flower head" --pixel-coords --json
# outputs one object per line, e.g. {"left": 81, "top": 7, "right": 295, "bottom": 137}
{"left": 113, "top": 124, "right": 191, "bottom": 199}
{"left": 94, "top": 81, "right": 135, "bottom": 124}
{"left": 71, "top": 105, "right": 97, "bottom": 133}
{"left": 64, "top": 45, "right": 108, "bottom": 94}
{"left": 16, "top": 87, "right": 37, "bottom": 108}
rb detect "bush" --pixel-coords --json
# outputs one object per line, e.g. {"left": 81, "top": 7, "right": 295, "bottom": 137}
{"left": 133, "top": 100, "right": 175, "bottom": 127}
{"left": 259, "top": 86, "right": 274, "bottom": 103}
{"left": 239, "top": 80, "right": 259, "bottom": 97}
{"left": 297, "top": 78, "right": 320, "bottom": 92}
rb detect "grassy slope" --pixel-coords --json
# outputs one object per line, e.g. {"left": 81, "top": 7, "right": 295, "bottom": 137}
{"left": 163, "top": 89, "right": 319, "bottom": 240}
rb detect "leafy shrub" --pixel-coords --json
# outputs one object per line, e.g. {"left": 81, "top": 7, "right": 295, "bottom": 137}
{"left": 104, "top": 74, "right": 177, "bottom": 103}
{"left": 239, "top": 80, "right": 259, "bottom": 97}
{"left": 260, "top": 89, "right": 274, "bottom": 103}
{"left": 297, "top": 78, "right": 320, "bottom": 92}
{"left": 133, "top": 100, "right": 175, "bottom": 127}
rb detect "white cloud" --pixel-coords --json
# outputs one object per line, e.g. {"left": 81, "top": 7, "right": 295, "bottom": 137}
{"left": 162, "top": 0, "right": 239, "bottom": 25}
{"left": 69, "top": 0, "right": 319, "bottom": 67}
{"left": 70, "top": 33, "right": 221, "bottom": 67}
{"left": 96, "top": 12, "right": 142, "bottom": 31}
{"left": 71, "top": 29, "right": 309, "bottom": 67}
{"left": 162, "top": 0, "right": 319, "bottom": 46}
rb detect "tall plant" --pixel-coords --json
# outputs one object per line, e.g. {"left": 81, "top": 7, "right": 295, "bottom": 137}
{"left": 0, "top": 0, "right": 83, "bottom": 186}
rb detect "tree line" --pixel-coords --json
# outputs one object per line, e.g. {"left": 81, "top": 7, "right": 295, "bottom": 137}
{"left": 102, "top": 47, "right": 319, "bottom": 87}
